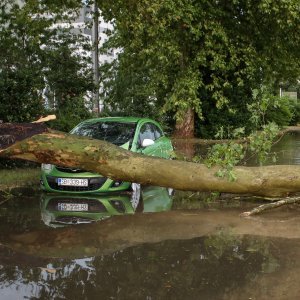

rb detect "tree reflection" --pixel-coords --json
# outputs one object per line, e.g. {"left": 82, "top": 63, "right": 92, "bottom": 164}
{"left": 0, "top": 233, "right": 281, "bottom": 299}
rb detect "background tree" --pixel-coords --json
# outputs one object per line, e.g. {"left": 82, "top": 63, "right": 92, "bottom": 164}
{"left": 42, "top": 32, "right": 94, "bottom": 131}
{"left": 0, "top": 0, "right": 93, "bottom": 130}
{"left": 0, "top": 0, "right": 48, "bottom": 122}
{"left": 100, "top": 0, "right": 300, "bottom": 137}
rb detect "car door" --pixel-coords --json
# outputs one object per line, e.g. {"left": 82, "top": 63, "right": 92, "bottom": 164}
{"left": 137, "top": 122, "right": 161, "bottom": 157}
{"left": 151, "top": 123, "right": 173, "bottom": 159}
{"left": 137, "top": 122, "right": 173, "bottom": 158}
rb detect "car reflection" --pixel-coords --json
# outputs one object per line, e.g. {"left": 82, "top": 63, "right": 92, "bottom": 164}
{"left": 40, "top": 186, "right": 173, "bottom": 227}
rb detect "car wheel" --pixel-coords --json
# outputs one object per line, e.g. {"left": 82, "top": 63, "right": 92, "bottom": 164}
{"left": 130, "top": 183, "right": 141, "bottom": 210}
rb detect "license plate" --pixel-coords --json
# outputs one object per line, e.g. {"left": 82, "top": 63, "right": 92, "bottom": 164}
{"left": 57, "top": 203, "right": 88, "bottom": 211}
{"left": 57, "top": 178, "right": 88, "bottom": 187}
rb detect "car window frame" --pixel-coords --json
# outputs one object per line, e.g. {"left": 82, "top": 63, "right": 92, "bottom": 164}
{"left": 136, "top": 121, "right": 165, "bottom": 146}
{"left": 151, "top": 123, "right": 163, "bottom": 140}
{"left": 138, "top": 122, "right": 156, "bottom": 146}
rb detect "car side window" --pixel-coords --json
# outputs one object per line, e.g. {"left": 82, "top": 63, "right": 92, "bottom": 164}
{"left": 152, "top": 124, "right": 163, "bottom": 140}
{"left": 139, "top": 123, "right": 155, "bottom": 145}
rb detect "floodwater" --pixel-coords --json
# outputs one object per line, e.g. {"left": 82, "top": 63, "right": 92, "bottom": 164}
{"left": 1, "top": 132, "right": 300, "bottom": 299}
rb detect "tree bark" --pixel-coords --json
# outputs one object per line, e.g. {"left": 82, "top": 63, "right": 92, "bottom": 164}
{"left": 240, "top": 196, "right": 300, "bottom": 217}
{"left": 174, "top": 107, "right": 195, "bottom": 138}
{"left": 2, "top": 123, "right": 300, "bottom": 197}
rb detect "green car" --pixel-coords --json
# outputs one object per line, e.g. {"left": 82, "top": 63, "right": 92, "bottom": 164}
{"left": 40, "top": 117, "right": 173, "bottom": 194}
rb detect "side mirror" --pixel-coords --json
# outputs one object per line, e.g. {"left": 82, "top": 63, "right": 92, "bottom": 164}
{"left": 141, "top": 139, "right": 155, "bottom": 148}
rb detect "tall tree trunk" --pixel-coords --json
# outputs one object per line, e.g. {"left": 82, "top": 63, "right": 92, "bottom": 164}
{"left": 172, "top": 138, "right": 195, "bottom": 160}
{"left": 174, "top": 107, "right": 195, "bottom": 138}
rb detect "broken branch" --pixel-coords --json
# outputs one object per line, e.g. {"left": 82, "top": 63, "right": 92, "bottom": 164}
{"left": 240, "top": 196, "right": 300, "bottom": 217}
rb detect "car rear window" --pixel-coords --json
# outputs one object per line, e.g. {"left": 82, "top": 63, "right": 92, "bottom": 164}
{"left": 71, "top": 121, "right": 137, "bottom": 146}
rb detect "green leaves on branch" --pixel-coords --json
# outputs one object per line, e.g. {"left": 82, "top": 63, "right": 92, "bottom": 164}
{"left": 205, "top": 141, "right": 245, "bottom": 182}
{"left": 247, "top": 123, "right": 280, "bottom": 165}
{"left": 205, "top": 123, "right": 280, "bottom": 181}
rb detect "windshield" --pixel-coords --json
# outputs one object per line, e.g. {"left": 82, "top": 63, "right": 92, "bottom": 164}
{"left": 71, "top": 121, "right": 137, "bottom": 146}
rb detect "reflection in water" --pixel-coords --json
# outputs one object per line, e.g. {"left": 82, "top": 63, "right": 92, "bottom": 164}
{"left": 41, "top": 193, "right": 136, "bottom": 227}
{"left": 2, "top": 205, "right": 300, "bottom": 298}
{"left": 1, "top": 226, "right": 299, "bottom": 300}
{"left": 267, "top": 131, "right": 300, "bottom": 165}
{"left": 2, "top": 235, "right": 261, "bottom": 298}
{"left": 0, "top": 186, "right": 174, "bottom": 299}
{"left": 40, "top": 186, "right": 173, "bottom": 227}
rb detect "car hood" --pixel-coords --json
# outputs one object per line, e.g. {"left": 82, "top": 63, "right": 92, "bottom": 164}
{"left": 120, "top": 141, "right": 130, "bottom": 150}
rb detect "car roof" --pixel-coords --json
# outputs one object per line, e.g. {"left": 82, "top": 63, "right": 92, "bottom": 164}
{"left": 80, "top": 117, "right": 156, "bottom": 124}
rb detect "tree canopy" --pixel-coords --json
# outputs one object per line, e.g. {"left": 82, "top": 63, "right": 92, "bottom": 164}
{"left": 99, "top": 0, "right": 300, "bottom": 137}
{"left": 1, "top": 0, "right": 299, "bottom": 136}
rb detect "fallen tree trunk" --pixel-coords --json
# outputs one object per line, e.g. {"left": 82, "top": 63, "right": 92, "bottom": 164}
{"left": 1, "top": 122, "right": 300, "bottom": 197}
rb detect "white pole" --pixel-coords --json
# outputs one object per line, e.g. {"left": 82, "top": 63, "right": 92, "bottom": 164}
{"left": 92, "top": 2, "right": 100, "bottom": 114}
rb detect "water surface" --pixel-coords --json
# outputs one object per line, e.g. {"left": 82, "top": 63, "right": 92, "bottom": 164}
{"left": 1, "top": 131, "right": 300, "bottom": 299}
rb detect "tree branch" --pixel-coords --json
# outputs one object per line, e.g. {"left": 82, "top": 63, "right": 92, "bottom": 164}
{"left": 0, "top": 115, "right": 56, "bottom": 150}
{"left": 31, "top": 115, "right": 56, "bottom": 123}
{"left": 240, "top": 196, "right": 300, "bottom": 217}
{"left": 0, "top": 123, "right": 49, "bottom": 151}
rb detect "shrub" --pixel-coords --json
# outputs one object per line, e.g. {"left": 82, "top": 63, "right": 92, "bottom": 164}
{"left": 265, "top": 96, "right": 294, "bottom": 127}
{"left": 47, "top": 97, "right": 93, "bottom": 132}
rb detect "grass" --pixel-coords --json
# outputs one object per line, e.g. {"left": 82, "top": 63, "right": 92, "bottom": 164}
{"left": 0, "top": 168, "right": 40, "bottom": 190}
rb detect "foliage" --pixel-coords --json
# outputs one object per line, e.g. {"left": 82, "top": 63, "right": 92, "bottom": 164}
{"left": 247, "top": 123, "right": 280, "bottom": 165}
{"left": 248, "top": 88, "right": 295, "bottom": 128}
{"left": 47, "top": 97, "right": 93, "bottom": 132}
{"left": 0, "top": 1, "right": 47, "bottom": 122}
{"left": 0, "top": 0, "right": 93, "bottom": 124}
{"left": 197, "top": 90, "right": 253, "bottom": 138}
{"left": 290, "top": 101, "right": 300, "bottom": 125}
{"left": 42, "top": 32, "right": 94, "bottom": 132}
{"left": 204, "top": 123, "right": 280, "bottom": 180}
{"left": 199, "top": 88, "right": 294, "bottom": 178}
{"left": 99, "top": 60, "right": 162, "bottom": 120}
{"left": 42, "top": 32, "right": 93, "bottom": 111}
{"left": 205, "top": 142, "right": 245, "bottom": 181}
{"left": 265, "top": 96, "right": 294, "bottom": 127}
{"left": 205, "top": 126, "right": 246, "bottom": 181}
{"left": 99, "top": 0, "right": 300, "bottom": 137}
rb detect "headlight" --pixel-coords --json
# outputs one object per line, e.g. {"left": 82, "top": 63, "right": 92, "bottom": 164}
{"left": 41, "top": 164, "right": 54, "bottom": 172}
